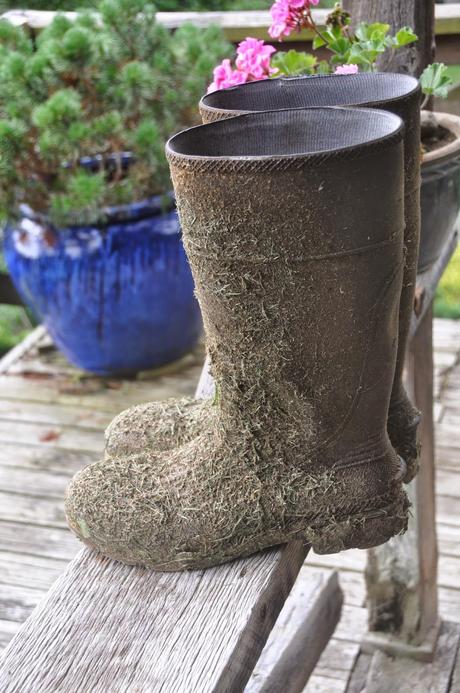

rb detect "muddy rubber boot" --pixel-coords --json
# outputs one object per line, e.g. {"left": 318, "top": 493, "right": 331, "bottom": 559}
{"left": 105, "top": 73, "right": 421, "bottom": 483}
{"left": 65, "top": 107, "right": 408, "bottom": 570}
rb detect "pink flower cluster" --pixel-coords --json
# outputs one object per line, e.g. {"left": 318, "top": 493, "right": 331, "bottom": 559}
{"left": 208, "top": 38, "right": 276, "bottom": 93}
{"left": 268, "top": 0, "right": 320, "bottom": 40}
{"left": 335, "top": 64, "right": 359, "bottom": 75}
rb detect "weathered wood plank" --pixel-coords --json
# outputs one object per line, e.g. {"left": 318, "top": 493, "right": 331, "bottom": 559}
{"left": 0, "top": 551, "right": 68, "bottom": 592}
{"left": 450, "top": 631, "right": 460, "bottom": 693}
{"left": 439, "top": 586, "right": 460, "bottom": 624}
{"left": 0, "top": 520, "right": 78, "bottom": 561}
{"left": 0, "top": 466, "right": 75, "bottom": 499}
{"left": 345, "top": 652, "right": 373, "bottom": 693}
{"left": 437, "top": 494, "right": 460, "bottom": 526}
{"left": 437, "top": 521, "right": 460, "bottom": 555}
{"left": 364, "top": 621, "right": 460, "bottom": 693}
{"left": 0, "top": 399, "right": 113, "bottom": 430}
{"left": 1, "top": 5, "right": 458, "bottom": 39}
{"left": 0, "top": 490, "right": 66, "bottom": 528}
{"left": 0, "top": 619, "right": 19, "bottom": 652}
{"left": 314, "top": 639, "right": 360, "bottom": 682}
{"left": 436, "top": 444, "right": 460, "bottom": 470}
{"left": 0, "top": 365, "right": 316, "bottom": 693}
{"left": 0, "top": 420, "right": 104, "bottom": 454}
{"left": 333, "top": 605, "right": 368, "bottom": 645}
{"left": 0, "top": 544, "right": 310, "bottom": 693}
{"left": 306, "top": 549, "right": 365, "bottom": 574}
{"left": 292, "top": 565, "right": 365, "bottom": 609}
{"left": 0, "top": 584, "right": 45, "bottom": 623}
{"left": 365, "top": 306, "right": 439, "bottom": 652}
{"left": 304, "top": 675, "right": 347, "bottom": 692}
{"left": 246, "top": 571, "right": 343, "bottom": 693}
{"left": 0, "top": 442, "right": 98, "bottom": 475}
{"left": 0, "top": 373, "right": 200, "bottom": 413}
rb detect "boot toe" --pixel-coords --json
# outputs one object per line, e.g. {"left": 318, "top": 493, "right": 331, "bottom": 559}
{"left": 104, "top": 397, "right": 207, "bottom": 458}
{"left": 65, "top": 454, "right": 170, "bottom": 567}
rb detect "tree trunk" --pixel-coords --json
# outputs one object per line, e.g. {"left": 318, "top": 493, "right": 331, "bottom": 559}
{"left": 342, "top": 0, "right": 435, "bottom": 76}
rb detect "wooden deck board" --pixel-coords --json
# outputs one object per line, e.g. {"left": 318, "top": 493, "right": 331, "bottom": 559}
{"left": 0, "top": 319, "right": 459, "bottom": 689}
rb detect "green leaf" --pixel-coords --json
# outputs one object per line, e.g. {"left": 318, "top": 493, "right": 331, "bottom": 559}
{"left": 355, "top": 23, "right": 371, "bottom": 41}
{"left": 312, "top": 35, "right": 326, "bottom": 50}
{"left": 368, "top": 22, "right": 390, "bottom": 38}
{"left": 420, "top": 62, "right": 453, "bottom": 99}
{"left": 327, "top": 37, "right": 351, "bottom": 57}
{"left": 271, "top": 50, "right": 317, "bottom": 77}
{"left": 316, "top": 60, "right": 331, "bottom": 75}
{"left": 395, "top": 27, "right": 418, "bottom": 47}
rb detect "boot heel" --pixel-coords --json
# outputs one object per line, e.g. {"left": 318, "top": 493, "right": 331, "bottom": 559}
{"left": 305, "top": 485, "right": 410, "bottom": 555}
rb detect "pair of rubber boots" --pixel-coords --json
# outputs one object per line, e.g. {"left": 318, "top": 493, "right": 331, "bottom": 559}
{"left": 66, "top": 73, "right": 422, "bottom": 571}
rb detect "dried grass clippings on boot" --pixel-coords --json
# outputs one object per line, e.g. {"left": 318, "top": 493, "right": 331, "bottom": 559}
{"left": 105, "top": 72, "right": 422, "bottom": 484}
{"left": 66, "top": 107, "right": 409, "bottom": 571}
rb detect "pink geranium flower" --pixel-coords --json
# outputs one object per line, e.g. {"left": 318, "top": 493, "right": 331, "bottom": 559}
{"left": 235, "top": 38, "right": 277, "bottom": 80}
{"left": 269, "top": 0, "right": 320, "bottom": 40}
{"left": 207, "top": 59, "right": 249, "bottom": 93}
{"left": 207, "top": 38, "right": 278, "bottom": 93}
{"left": 335, "top": 64, "right": 359, "bottom": 75}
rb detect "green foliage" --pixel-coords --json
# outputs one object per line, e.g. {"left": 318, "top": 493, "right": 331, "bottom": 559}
{"left": 309, "top": 20, "right": 418, "bottom": 73}
{"left": 0, "top": 0, "right": 245, "bottom": 11}
{"left": 435, "top": 246, "right": 460, "bottom": 320}
{"left": 271, "top": 50, "right": 318, "bottom": 77}
{"left": 420, "top": 62, "right": 453, "bottom": 99}
{"left": 0, "top": 0, "right": 231, "bottom": 225}
{"left": 0, "top": 303, "right": 32, "bottom": 355}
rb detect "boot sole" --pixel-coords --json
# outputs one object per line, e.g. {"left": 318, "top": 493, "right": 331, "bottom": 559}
{"left": 305, "top": 484, "right": 410, "bottom": 555}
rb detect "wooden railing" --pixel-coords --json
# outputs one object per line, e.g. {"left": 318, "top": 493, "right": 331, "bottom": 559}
{"left": 2, "top": 4, "right": 460, "bottom": 45}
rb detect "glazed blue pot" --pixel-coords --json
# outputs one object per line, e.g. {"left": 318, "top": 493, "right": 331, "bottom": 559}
{"left": 3, "top": 196, "right": 202, "bottom": 375}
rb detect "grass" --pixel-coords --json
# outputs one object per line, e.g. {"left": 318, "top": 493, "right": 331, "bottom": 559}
{"left": 0, "top": 247, "right": 33, "bottom": 356}
{"left": 446, "top": 65, "right": 460, "bottom": 86}
{"left": 0, "top": 304, "right": 32, "bottom": 356}
{"left": 435, "top": 244, "right": 460, "bottom": 319}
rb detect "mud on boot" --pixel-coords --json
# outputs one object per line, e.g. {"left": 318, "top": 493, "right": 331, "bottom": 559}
{"left": 66, "top": 107, "right": 409, "bottom": 570}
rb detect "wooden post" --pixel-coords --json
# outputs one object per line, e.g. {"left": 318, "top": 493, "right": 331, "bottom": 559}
{"left": 342, "top": 0, "right": 439, "bottom": 657}
{"left": 342, "top": 0, "right": 435, "bottom": 75}
{"left": 363, "top": 306, "right": 440, "bottom": 660}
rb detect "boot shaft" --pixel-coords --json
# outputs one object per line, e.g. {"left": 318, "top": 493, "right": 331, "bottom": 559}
{"left": 167, "top": 108, "right": 405, "bottom": 457}
{"left": 200, "top": 72, "right": 422, "bottom": 474}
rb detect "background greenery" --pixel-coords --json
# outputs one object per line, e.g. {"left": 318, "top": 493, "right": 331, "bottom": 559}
{"left": 0, "top": 4, "right": 459, "bottom": 356}
{"left": 0, "top": 0, "right": 337, "bottom": 12}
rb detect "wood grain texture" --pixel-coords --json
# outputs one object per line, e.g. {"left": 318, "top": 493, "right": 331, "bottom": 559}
{"left": 363, "top": 227, "right": 459, "bottom": 653}
{"left": 0, "top": 520, "right": 78, "bottom": 561}
{"left": 366, "top": 307, "right": 439, "bottom": 649}
{"left": 342, "top": 0, "right": 435, "bottom": 75}
{"left": 0, "top": 367, "right": 313, "bottom": 692}
{"left": 364, "top": 621, "right": 460, "bottom": 693}
{"left": 345, "top": 652, "right": 373, "bottom": 693}
{"left": 0, "top": 551, "right": 69, "bottom": 591}
{"left": 247, "top": 571, "right": 343, "bottom": 693}
{"left": 0, "top": 544, "right": 309, "bottom": 693}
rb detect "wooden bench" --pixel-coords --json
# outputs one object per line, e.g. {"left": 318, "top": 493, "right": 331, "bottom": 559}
{"left": 0, "top": 360, "right": 344, "bottom": 693}
{"left": 0, "top": 225, "right": 457, "bottom": 691}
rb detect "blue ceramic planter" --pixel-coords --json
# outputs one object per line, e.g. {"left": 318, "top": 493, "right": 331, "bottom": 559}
{"left": 3, "top": 196, "right": 202, "bottom": 375}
